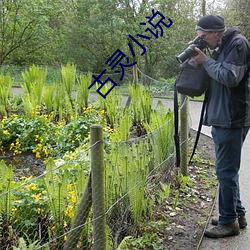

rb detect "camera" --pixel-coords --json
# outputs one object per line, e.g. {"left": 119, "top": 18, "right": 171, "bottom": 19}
{"left": 176, "top": 36, "right": 208, "bottom": 64}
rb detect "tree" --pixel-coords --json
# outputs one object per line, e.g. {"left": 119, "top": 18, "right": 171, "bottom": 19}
{"left": 0, "top": 0, "right": 51, "bottom": 65}
{"left": 220, "top": 0, "right": 250, "bottom": 39}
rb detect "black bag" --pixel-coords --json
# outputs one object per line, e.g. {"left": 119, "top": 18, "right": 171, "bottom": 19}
{"left": 174, "top": 58, "right": 209, "bottom": 168}
{"left": 175, "top": 58, "right": 209, "bottom": 97}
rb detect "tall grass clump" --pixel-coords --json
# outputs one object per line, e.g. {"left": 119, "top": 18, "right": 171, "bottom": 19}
{"left": 97, "top": 82, "right": 123, "bottom": 128}
{"left": 76, "top": 72, "right": 92, "bottom": 113}
{"left": 129, "top": 83, "right": 153, "bottom": 135}
{"left": 145, "top": 100, "right": 175, "bottom": 164}
{"left": 61, "top": 63, "right": 76, "bottom": 103}
{"left": 21, "top": 65, "right": 47, "bottom": 118}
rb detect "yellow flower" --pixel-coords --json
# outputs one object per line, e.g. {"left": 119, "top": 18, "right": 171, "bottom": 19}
{"left": 71, "top": 195, "right": 76, "bottom": 204}
{"left": 36, "top": 152, "right": 41, "bottom": 159}
{"left": 65, "top": 205, "right": 74, "bottom": 218}
{"left": 43, "top": 147, "right": 49, "bottom": 157}
{"left": 26, "top": 183, "right": 37, "bottom": 191}
{"left": 3, "top": 130, "right": 9, "bottom": 135}
{"left": 12, "top": 207, "right": 17, "bottom": 212}
{"left": 32, "top": 193, "right": 42, "bottom": 201}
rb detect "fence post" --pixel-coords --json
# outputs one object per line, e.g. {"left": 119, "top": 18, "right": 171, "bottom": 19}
{"left": 180, "top": 94, "right": 189, "bottom": 176}
{"left": 90, "top": 124, "right": 106, "bottom": 250}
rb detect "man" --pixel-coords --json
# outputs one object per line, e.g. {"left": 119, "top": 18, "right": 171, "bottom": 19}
{"left": 192, "top": 15, "right": 250, "bottom": 238}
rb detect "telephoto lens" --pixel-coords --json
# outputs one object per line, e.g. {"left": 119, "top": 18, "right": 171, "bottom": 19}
{"left": 176, "top": 36, "right": 208, "bottom": 63}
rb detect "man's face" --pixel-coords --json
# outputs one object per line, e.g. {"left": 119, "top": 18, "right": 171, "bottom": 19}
{"left": 196, "top": 30, "right": 222, "bottom": 49}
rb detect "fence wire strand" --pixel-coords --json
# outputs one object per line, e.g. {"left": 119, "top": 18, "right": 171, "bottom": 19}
{"left": 0, "top": 69, "right": 193, "bottom": 250}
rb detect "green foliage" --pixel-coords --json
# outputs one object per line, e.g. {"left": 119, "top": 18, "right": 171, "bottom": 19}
{"left": 0, "top": 73, "right": 12, "bottom": 116}
{"left": 0, "top": 0, "right": 229, "bottom": 79}
{"left": 129, "top": 83, "right": 153, "bottom": 126}
{"left": 0, "top": 108, "right": 102, "bottom": 157}
{"left": 76, "top": 72, "right": 92, "bottom": 111}
{"left": 145, "top": 100, "right": 175, "bottom": 163}
{"left": 105, "top": 136, "right": 153, "bottom": 227}
{"left": 0, "top": 161, "right": 14, "bottom": 222}
{"left": 43, "top": 85, "right": 56, "bottom": 113}
{"left": 21, "top": 65, "right": 47, "bottom": 118}
{"left": 0, "top": 0, "right": 52, "bottom": 65}
{"left": 61, "top": 63, "right": 76, "bottom": 101}
{"left": 109, "top": 109, "right": 132, "bottom": 141}
{"left": 0, "top": 75, "right": 179, "bottom": 248}
{"left": 12, "top": 176, "right": 48, "bottom": 240}
{"left": 117, "top": 233, "right": 163, "bottom": 250}
{"left": 13, "top": 235, "right": 46, "bottom": 250}
{"left": 98, "top": 82, "right": 123, "bottom": 128}
{"left": 43, "top": 159, "right": 68, "bottom": 229}
{"left": 158, "top": 182, "right": 171, "bottom": 203}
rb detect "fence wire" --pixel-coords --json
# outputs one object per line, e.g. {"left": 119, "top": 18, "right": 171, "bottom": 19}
{"left": 0, "top": 69, "right": 192, "bottom": 249}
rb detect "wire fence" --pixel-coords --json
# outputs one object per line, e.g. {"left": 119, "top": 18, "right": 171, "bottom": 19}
{"left": 0, "top": 107, "right": 190, "bottom": 249}
{"left": 0, "top": 67, "right": 191, "bottom": 249}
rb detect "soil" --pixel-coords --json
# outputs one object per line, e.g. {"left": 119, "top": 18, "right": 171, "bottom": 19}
{"left": 0, "top": 152, "right": 45, "bottom": 180}
{"left": 159, "top": 130, "right": 217, "bottom": 250}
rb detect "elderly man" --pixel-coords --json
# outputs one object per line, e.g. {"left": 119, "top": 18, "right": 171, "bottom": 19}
{"left": 192, "top": 15, "right": 250, "bottom": 238}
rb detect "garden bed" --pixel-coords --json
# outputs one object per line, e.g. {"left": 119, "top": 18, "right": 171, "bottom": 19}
{"left": 0, "top": 130, "right": 217, "bottom": 250}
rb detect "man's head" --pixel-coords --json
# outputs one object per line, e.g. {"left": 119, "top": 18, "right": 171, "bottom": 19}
{"left": 195, "top": 15, "right": 225, "bottom": 49}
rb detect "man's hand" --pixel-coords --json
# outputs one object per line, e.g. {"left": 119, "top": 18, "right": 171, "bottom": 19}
{"left": 192, "top": 47, "right": 207, "bottom": 64}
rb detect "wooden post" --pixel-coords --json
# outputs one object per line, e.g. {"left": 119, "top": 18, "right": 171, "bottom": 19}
{"left": 90, "top": 124, "right": 106, "bottom": 250}
{"left": 180, "top": 94, "right": 189, "bottom": 176}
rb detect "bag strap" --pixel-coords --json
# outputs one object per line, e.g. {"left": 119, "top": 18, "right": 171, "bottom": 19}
{"left": 174, "top": 80, "right": 180, "bottom": 168}
{"left": 188, "top": 91, "right": 208, "bottom": 164}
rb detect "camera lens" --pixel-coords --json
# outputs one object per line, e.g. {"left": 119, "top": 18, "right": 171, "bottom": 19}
{"left": 176, "top": 36, "right": 208, "bottom": 63}
{"left": 176, "top": 44, "right": 198, "bottom": 63}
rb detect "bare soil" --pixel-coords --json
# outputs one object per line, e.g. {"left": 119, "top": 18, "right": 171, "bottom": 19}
{"left": 159, "top": 130, "right": 217, "bottom": 250}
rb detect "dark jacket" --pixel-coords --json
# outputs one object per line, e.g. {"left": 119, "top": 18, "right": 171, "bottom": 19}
{"left": 203, "top": 26, "right": 250, "bottom": 128}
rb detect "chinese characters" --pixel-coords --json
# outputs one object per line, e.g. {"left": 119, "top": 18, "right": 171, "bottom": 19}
{"left": 88, "top": 9, "right": 173, "bottom": 99}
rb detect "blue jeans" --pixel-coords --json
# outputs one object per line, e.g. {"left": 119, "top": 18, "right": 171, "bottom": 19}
{"left": 211, "top": 126, "right": 249, "bottom": 225}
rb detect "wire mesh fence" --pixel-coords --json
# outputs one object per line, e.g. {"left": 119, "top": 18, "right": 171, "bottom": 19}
{"left": 0, "top": 67, "right": 191, "bottom": 249}
{"left": 0, "top": 110, "right": 191, "bottom": 249}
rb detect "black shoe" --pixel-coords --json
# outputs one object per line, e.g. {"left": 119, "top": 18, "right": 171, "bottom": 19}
{"left": 211, "top": 214, "right": 247, "bottom": 229}
{"left": 204, "top": 222, "right": 240, "bottom": 238}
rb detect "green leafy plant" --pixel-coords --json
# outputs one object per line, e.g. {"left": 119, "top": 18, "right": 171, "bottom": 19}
{"left": 13, "top": 236, "right": 43, "bottom": 250}
{"left": 129, "top": 83, "right": 153, "bottom": 130}
{"left": 12, "top": 176, "right": 49, "bottom": 241}
{"left": 43, "top": 84, "right": 56, "bottom": 114}
{"left": 97, "top": 81, "right": 123, "bottom": 128}
{"left": 76, "top": 72, "right": 92, "bottom": 112}
{"left": 117, "top": 233, "right": 163, "bottom": 250}
{"left": 0, "top": 106, "right": 103, "bottom": 157}
{"left": 21, "top": 65, "right": 47, "bottom": 118}
{"left": 158, "top": 182, "right": 171, "bottom": 203}
{"left": 61, "top": 63, "right": 76, "bottom": 101}
{"left": 0, "top": 161, "right": 14, "bottom": 222}
{"left": 0, "top": 73, "right": 12, "bottom": 117}
{"left": 145, "top": 100, "right": 174, "bottom": 163}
